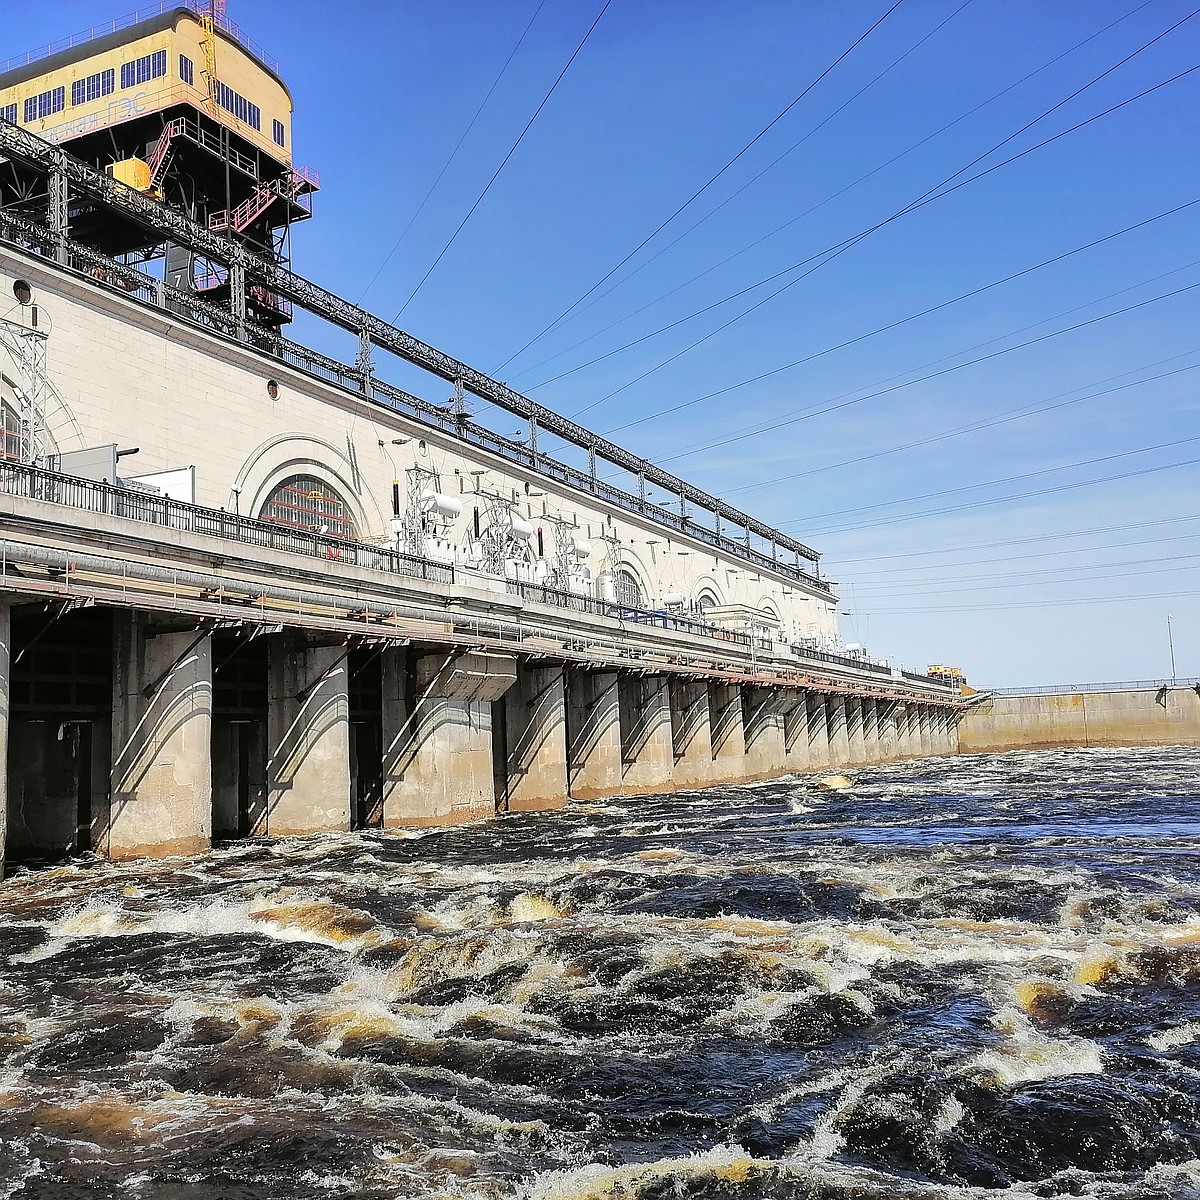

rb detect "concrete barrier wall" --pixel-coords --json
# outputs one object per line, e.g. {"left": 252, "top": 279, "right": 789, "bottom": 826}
{"left": 959, "top": 686, "right": 1200, "bottom": 752}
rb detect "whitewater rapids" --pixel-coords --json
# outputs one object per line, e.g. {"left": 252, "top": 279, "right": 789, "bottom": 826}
{"left": 0, "top": 746, "right": 1197, "bottom": 1198}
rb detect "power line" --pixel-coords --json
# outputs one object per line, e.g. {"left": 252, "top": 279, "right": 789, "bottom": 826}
{"left": 842, "top": 529, "right": 1200, "bottom": 579}
{"left": 356, "top": 0, "right": 547, "bottom": 306}
{"left": 799, "top": 430, "right": 1200, "bottom": 526}
{"left": 505, "top": 0, "right": 975, "bottom": 382}
{"left": 543, "top": 196, "right": 1200, "bottom": 434}
{"left": 573, "top": 13, "right": 1200, "bottom": 425}
{"left": 791, "top": 451, "right": 1200, "bottom": 538}
{"left": 505, "top": 0, "right": 1154, "bottom": 387}
{"left": 725, "top": 352, "right": 1200, "bottom": 497}
{"left": 853, "top": 551, "right": 1200, "bottom": 592}
{"left": 392, "top": 0, "right": 612, "bottom": 320}
{"left": 490, "top": 0, "right": 907, "bottom": 373}
{"left": 833, "top": 511, "right": 1200, "bottom": 564}
{"left": 642, "top": 275, "right": 1200, "bottom": 466}
{"left": 866, "top": 586, "right": 1200, "bottom": 615}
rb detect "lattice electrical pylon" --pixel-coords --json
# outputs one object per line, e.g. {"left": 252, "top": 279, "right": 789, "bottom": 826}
{"left": 402, "top": 465, "right": 441, "bottom": 558}
{"left": 0, "top": 318, "right": 49, "bottom": 465}
{"left": 478, "top": 493, "right": 526, "bottom": 577}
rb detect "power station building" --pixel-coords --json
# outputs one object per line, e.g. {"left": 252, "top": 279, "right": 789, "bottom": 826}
{"left": 0, "top": 4, "right": 960, "bottom": 869}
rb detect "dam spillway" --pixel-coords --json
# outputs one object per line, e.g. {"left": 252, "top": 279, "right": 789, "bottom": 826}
{"left": 0, "top": 104, "right": 960, "bottom": 871}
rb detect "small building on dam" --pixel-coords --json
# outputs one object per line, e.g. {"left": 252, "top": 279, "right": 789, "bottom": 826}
{"left": 0, "top": 5, "right": 961, "bottom": 871}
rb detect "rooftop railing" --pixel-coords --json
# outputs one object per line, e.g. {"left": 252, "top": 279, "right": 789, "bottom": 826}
{"left": 1, "top": 3, "right": 281, "bottom": 80}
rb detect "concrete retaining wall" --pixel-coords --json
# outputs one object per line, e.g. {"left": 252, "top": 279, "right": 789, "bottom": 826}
{"left": 959, "top": 686, "right": 1200, "bottom": 752}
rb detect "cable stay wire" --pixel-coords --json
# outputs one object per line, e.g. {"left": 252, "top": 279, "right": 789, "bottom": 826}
{"left": 540, "top": 192, "right": 1199, "bottom": 424}
{"left": 490, "top": 0, "right": 907, "bottom": 374}
{"left": 587, "top": 38, "right": 1200, "bottom": 428}
{"left": 833, "top": 511, "right": 1200, "bottom": 565}
{"left": 356, "top": 0, "right": 548, "bottom": 306}
{"left": 506, "top": 0, "right": 1154, "bottom": 387}
{"left": 633, "top": 273, "right": 1200, "bottom": 471}
{"left": 725, "top": 352, "right": 1200, "bottom": 498}
{"left": 392, "top": 0, "right": 612, "bottom": 320}
{"left": 788, "top": 452, "right": 1200, "bottom": 538}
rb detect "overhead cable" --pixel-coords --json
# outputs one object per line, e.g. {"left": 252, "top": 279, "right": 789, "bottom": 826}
{"left": 491, "top": 0, "right": 907, "bottom": 373}
{"left": 393, "top": 0, "right": 612, "bottom": 319}
{"left": 575, "top": 12, "right": 1200, "bottom": 424}
{"left": 508, "top": 0, "right": 1153, "bottom": 386}
{"left": 356, "top": 0, "right": 547, "bottom": 305}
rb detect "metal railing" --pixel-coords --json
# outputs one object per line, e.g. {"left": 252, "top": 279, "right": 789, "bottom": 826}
{"left": 0, "top": 459, "right": 453, "bottom": 583}
{"left": 1, "top": 3, "right": 282, "bottom": 79}
{"left": 990, "top": 677, "right": 1200, "bottom": 697}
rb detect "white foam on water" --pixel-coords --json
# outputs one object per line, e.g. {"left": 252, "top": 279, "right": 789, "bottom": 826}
{"left": 1146, "top": 1021, "right": 1200, "bottom": 1052}
{"left": 969, "top": 1004, "right": 1105, "bottom": 1087}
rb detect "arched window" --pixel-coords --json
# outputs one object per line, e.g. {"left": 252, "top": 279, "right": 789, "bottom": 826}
{"left": 615, "top": 568, "right": 643, "bottom": 608}
{"left": 696, "top": 588, "right": 720, "bottom": 612}
{"left": 259, "top": 475, "right": 357, "bottom": 540}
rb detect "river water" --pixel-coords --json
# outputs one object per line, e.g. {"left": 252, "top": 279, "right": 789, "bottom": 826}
{"left": 0, "top": 745, "right": 1198, "bottom": 1199}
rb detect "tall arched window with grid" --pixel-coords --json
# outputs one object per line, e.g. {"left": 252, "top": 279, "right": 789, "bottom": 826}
{"left": 259, "top": 475, "right": 357, "bottom": 540}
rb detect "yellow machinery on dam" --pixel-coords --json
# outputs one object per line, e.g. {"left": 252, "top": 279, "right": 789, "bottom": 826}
{"left": 0, "top": 5, "right": 963, "bottom": 873}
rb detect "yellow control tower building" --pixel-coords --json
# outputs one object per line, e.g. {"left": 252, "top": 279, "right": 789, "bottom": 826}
{"left": 0, "top": 2, "right": 317, "bottom": 329}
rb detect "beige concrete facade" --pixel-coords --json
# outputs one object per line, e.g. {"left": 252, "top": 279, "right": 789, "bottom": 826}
{"left": 959, "top": 687, "right": 1200, "bottom": 752}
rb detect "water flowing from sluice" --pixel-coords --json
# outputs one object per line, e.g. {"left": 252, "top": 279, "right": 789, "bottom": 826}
{"left": 0, "top": 747, "right": 1198, "bottom": 1198}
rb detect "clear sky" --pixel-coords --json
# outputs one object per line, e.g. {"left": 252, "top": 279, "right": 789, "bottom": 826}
{"left": 7, "top": 1, "right": 1200, "bottom": 688}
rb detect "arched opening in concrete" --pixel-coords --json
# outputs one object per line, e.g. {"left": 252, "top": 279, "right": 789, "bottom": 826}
{"left": 614, "top": 567, "right": 644, "bottom": 609}
{"left": 696, "top": 587, "right": 721, "bottom": 613}
{"left": 259, "top": 474, "right": 358, "bottom": 540}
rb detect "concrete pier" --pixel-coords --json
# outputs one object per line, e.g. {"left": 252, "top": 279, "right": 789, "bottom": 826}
{"left": 959, "top": 684, "right": 1200, "bottom": 752}
{"left": 743, "top": 687, "right": 786, "bottom": 778}
{"left": 501, "top": 662, "right": 569, "bottom": 812}
{"left": 384, "top": 651, "right": 515, "bottom": 825}
{"left": 110, "top": 615, "right": 213, "bottom": 860}
{"left": 618, "top": 674, "right": 674, "bottom": 792}
{"left": 566, "top": 668, "right": 622, "bottom": 800}
{"left": 669, "top": 678, "right": 714, "bottom": 790}
{"left": 709, "top": 683, "right": 747, "bottom": 783}
{"left": 266, "top": 637, "right": 351, "bottom": 836}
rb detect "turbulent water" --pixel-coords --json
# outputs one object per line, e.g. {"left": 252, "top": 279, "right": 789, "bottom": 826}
{"left": 0, "top": 746, "right": 1198, "bottom": 1199}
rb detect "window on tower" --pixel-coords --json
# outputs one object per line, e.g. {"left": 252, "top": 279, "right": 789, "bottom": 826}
{"left": 179, "top": 55, "right": 194, "bottom": 87}
{"left": 71, "top": 69, "right": 115, "bottom": 106}
{"left": 120, "top": 50, "right": 167, "bottom": 89}
{"left": 272, "top": 118, "right": 286, "bottom": 147}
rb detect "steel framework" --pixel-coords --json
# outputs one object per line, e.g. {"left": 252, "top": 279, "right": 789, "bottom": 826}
{"left": 0, "top": 117, "right": 825, "bottom": 584}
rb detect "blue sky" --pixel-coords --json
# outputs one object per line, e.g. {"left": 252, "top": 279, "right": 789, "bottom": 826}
{"left": 7, "top": 1, "right": 1200, "bottom": 687}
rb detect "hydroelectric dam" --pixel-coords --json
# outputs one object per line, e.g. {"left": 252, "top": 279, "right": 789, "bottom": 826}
{"left": 0, "top": 6, "right": 962, "bottom": 873}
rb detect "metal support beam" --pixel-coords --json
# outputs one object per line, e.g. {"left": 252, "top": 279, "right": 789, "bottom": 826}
{"left": 0, "top": 118, "right": 821, "bottom": 566}
{"left": 357, "top": 328, "right": 373, "bottom": 398}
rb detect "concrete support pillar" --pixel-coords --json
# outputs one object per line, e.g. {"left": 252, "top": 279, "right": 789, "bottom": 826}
{"left": 918, "top": 705, "right": 934, "bottom": 756}
{"left": 383, "top": 649, "right": 516, "bottom": 825}
{"left": 861, "top": 696, "right": 882, "bottom": 762}
{"left": 502, "top": 662, "right": 568, "bottom": 812}
{"left": 946, "top": 707, "right": 960, "bottom": 755}
{"left": 806, "top": 692, "right": 832, "bottom": 770}
{"left": 743, "top": 686, "right": 786, "bottom": 778}
{"left": 619, "top": 674, "right": 674, "bottom": 791}
{"left": 845, "top": 696, "right": 868, "bottom": 765}
{"left": 826, "top": 695, "right": 852, "bottom": 767}
{"left": 566, "top": 668, "right": 622, "bottom": 800}
{"left": 0, "top": 603, "right": 10, "bottom": 878}
{"left": 874, "top": 699, "right": 895, "bottom": 761}
{"left": 782, "top": 691, "right": 811, "bottom": 773}
{"left": 708, "top": 683, "right": 746, "bottom": 782}
{"left": 899, "top": 703, "right": 921, "bottom": 757}
{"left": 669, "top": 678, "right": 714, "bottom": 790}
{"left": 110, "top": 615, "right": 212, "bottom": 860}
{"left": 267, "top": 636, "right": 351, "bottom": 836}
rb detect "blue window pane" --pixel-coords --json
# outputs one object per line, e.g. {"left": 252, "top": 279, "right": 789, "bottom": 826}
{"left": 71, "top": 79, "right": 85, "bottom": 106}
{"left": 180, "top": 55, "right": 193, "bottom": 86}
{"left": 1, "top": 104, "right": 15, "bottom": 124}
